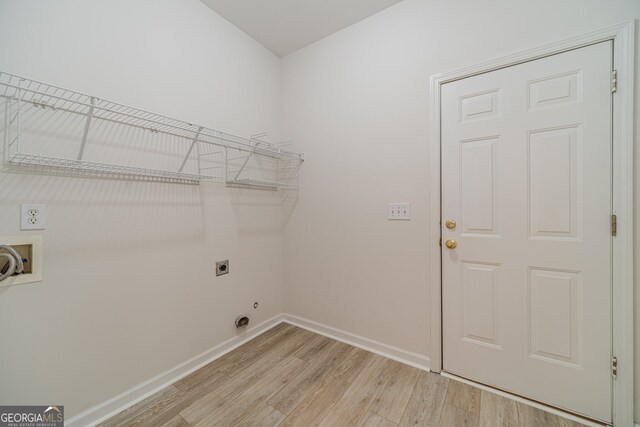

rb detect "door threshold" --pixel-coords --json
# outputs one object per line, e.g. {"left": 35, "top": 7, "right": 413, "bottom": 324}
{"left": 440, "top": 371, "right": 609, "bottom": 427}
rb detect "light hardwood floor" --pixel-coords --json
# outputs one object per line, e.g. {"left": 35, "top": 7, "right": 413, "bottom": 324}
{"left": 100, "top": 323, "right": 589, "bottom": 427}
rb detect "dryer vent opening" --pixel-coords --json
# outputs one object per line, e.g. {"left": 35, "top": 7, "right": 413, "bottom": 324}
{"left": 235, "top": 315, "right": 249, "bottom": 328}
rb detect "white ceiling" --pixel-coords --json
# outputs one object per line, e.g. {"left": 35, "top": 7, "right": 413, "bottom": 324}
{"left": 199, "top": 0, "right": 404, "bottom": 56}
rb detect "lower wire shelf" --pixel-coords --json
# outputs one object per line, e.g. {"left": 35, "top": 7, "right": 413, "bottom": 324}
{"left": 7, "top": 153, "right": 218, "bottom": 184}
{"left": 225, "top": 178, "right": 298, "bottom": 190}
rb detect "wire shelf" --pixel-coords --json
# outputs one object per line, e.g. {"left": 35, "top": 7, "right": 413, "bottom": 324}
{"left": 8, "top": 153, "right": 217, "bottom": 184}
{"left": 0, "top": 71, "right": 303, "bottom": 186}
{"left": 226, "top": 178, "right": 298, "bottom": 190}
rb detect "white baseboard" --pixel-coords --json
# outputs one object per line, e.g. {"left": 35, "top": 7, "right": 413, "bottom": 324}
{"left": 441, "top": 372, "right": 607, "bottom": 427}
{"left": 66, "top": 314, "right": 284, "bottom": 427}
{"left": 282, "top": 313, "right": 430, "bottom": 371}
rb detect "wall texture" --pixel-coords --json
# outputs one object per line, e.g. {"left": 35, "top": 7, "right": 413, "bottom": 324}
{"left": 0, "top": 0, "right": 285, "bottom": 418}
{"left": 280, "top": 0, "right": 640, "bottom": 421}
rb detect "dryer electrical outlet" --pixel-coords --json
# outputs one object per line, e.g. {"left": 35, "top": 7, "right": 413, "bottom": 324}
{"left": 216, "top": 260, "right": 229, "bottom": 276}
{"left": 388, "top": 203, "right": 411, "bottom": 220}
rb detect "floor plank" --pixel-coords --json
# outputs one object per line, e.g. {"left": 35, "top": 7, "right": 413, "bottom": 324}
{"left": 152, "top": 371, "right": 228, "bottom": 425}
{"left": 557, "top": 417, "right": 587, "bottom": 427}
{"left": 439, "top": 403, "right": 479, "bottom": 427}
{"left": 179, "top": 328, "right": 310, "bottom": 425}
{"left": 327, "top": 346, "right": 374, "bottom": 384}
{"left": 318, "top": 354, "right": 394, "bottom": 427}
{"left": 398, "top": 371, "right": 449, "bottom": 427}
{"left": 99, "top": 386, "right": 180, "bottom": 427}
{"left": 360, "top": 411, "right": 398, "bottom": 427}
{"left": 219, "top": 324, "right": 312, "bottom": 378}
{"left": 478, "top": 390, "right": 519, "bottom": 427}
{"left": 159, "top": 414, "right": 191, "bottom": 427}
{"left": 189, "top": 355, "right": 307, "bottom": 426}
{"left": 293, "top": 334, "right": 335, "bottom": 362}
{"left": 517, "top": 402, "right": 588, "bottom": 427}
{"left": 517, "top": 402, "right": 561, "bottom": 426}
{"left": 268, "top": 341, "right": 352, "bottom": 414}
{"left": 445, "top": 379, "right": 481, "bottom": 414}
{"left": 368, "top": 361, "right": 420, "bottom": 423}
{"left": 181, "top": 323, "right": 296, "bottom": 389}
{"left": 239, "top": 404, "right": 286, "bottom": 427}
{"left": 101, "top": 370, "right": 231, "bottom": 426}
{"left": 280, "top": 374, "right": 351, "bottom": 427}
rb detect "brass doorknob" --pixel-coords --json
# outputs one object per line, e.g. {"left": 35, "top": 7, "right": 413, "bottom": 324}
{"left": 445, "top": 219, "right": 457, "bottom": 229}
{"left": 445, "top": 239, "right": 457, "bottom": 249}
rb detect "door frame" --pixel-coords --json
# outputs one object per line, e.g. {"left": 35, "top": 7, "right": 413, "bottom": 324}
{"left": 428, "top": 21, "right": 635, "bottom": 426}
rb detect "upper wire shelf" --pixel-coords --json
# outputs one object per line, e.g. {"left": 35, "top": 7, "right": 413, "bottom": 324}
{"left": 0, "top": 71, "right": 303, "bottom": 187}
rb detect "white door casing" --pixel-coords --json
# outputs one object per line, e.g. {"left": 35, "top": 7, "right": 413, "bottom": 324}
{"left": 441, "top": 42, "right": 612, "bottom": 422}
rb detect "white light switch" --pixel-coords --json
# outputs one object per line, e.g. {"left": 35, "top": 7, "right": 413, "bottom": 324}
{"left": 21, "top": 204, "right": 46, "bottom": 230}
{"left": 388, "top": 203, "right": 411, "bottom": 220}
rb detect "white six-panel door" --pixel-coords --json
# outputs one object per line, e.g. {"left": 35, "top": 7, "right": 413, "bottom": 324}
{"left": 441, "top": 41, "right": 613, "bottom": 422}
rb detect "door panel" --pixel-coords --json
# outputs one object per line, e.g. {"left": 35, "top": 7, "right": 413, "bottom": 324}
{"left": 461, "top": 137, "right": 497, "bottom": 234}
{"left": 529, "top": 267, "right": 581, "bottom": 367}
{"left": 528, "top": 126, "right": 580, "bottom": 238}
{"left": 441, "top": 41, "right": 612, "bottom": 422}
{"left": 461, "top": 261, "right": 501, "bottom": 348}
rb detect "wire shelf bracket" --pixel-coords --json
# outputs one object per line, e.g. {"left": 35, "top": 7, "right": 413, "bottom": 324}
{"left": 77, "top": 96, "right": 95, "bottom": 160}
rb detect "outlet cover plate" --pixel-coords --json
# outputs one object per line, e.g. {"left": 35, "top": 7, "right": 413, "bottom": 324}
{"left": 388, "top": 203, "right": 411, "bottom": 220}
{"left": 21, "top": 204, "right": 46, "bottom": 230}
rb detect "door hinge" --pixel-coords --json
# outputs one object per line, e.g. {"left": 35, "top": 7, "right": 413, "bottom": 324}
{"left": 611, "top": 70, "right": 618, "bottom": 93}
{"left": 612, "top": 356, "right": 618, "bottom": 379}
{"left": 439, "top": 238, "right": 442, "bottom": 247}
{"left": 611, "top": 214, "right": 617, "bottom": 236}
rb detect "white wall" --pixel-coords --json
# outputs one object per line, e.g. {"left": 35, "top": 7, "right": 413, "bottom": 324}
{"left": 280, "top": 0, "right": 640, "bottom": 421}
{"left": 0, "top": 0, "right": 285, "bottom": 418}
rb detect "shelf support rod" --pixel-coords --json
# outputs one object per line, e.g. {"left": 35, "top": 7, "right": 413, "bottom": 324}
{"left": 179, "top": 126, "right": 203, "bottom": 173}
{"left": 3, "top": 98, "right": 9, "bottom": 163}
{"left": 77, "top": 96, "right": 95, "bottom": 160}
{"left": 11, "top": 84, "right": 22, "bottom": 157}
{"left": 232, "top": 144, "right": 255, "bottom": 182}
{"left": 14, "top": 82, "right": 22, "bottom": 156}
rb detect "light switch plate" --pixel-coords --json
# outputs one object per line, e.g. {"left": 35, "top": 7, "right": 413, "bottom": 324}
{"left": 21, "top": 204, "right": 46, "bottom": 230}
{"left": 388, "top": 203, "right": 411, "bottom": 220}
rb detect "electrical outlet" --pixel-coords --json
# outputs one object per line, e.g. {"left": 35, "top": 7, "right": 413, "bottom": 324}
{"left": 388, "top": 203, "right": 411, "bottom": 220}
{"left": 21, "top": 204, "right": 46, "bottom": 230}
{"left": 216, "top": 259, "right": 229, "bottom": 276}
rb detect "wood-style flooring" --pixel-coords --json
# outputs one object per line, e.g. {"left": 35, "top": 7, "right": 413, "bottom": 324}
{"left": 100, "top": 323, "right": 589, "bottom": 427}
